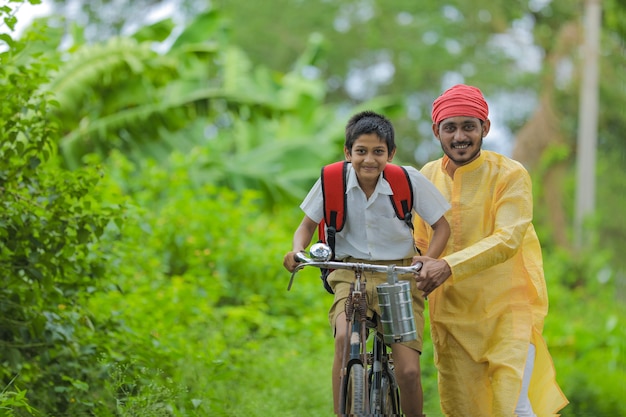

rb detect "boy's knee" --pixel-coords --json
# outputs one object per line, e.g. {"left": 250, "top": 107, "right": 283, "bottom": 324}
{"left": 395, "top": 364, "right": 420, "bottom": 383}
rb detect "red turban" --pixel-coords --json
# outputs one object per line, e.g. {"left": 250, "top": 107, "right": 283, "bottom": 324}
{"left": 431, "top": 84, "right": 489, "bottom": 124}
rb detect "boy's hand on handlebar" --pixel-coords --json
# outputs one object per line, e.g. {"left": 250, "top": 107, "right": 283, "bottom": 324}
{"left": 411, "top": 256, "right": 452, "bottom": 296}
{"left": 283, "top": 251, "right": 302, "bottom": 273}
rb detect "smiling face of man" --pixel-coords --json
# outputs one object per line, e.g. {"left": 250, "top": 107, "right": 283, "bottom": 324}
{"left": 432, "top": 116, "right": 490, "bottom": 168}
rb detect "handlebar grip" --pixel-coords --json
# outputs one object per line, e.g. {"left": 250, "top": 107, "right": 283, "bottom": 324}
{"left": 294, "top": 252, "right": 308, "bottom": 263}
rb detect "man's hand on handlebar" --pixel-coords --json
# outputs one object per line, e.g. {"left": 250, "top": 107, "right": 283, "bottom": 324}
{"left": 411, "top": 256, "right": 452, "bottom": 297}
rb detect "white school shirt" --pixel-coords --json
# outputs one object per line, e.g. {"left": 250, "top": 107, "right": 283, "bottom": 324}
{"left": 300, "top": 164, "right": 450, "bottom": 261}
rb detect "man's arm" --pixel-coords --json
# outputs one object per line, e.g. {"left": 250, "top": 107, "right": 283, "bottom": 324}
{"left": 442, "top": 169, "right": 533, "bottom": 281}
{"left": 415, "top": 167, "right": 533, "bottom": 294}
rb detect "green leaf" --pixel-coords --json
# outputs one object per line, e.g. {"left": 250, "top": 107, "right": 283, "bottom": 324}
{"left": 131, "top": 18, "right": 175, "bottom": 43}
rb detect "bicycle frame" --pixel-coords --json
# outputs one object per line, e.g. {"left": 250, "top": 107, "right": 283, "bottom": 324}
{"left": 289, "top": 243, "right": 421, "bottom": 416}
{"left": 340, "top": 270, "right": 370, "bottom": 414}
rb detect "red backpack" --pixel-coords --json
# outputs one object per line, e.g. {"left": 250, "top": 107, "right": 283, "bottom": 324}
{"left": 317, "top": 161, "right": 415, "bottom": 293}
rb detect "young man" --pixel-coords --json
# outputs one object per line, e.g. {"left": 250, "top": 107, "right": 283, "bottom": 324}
{"left": 283, "top": 110, "right": 450, "bottom": 417}
{"left": 412, "top": 84, "right": 569, "bottom": 416}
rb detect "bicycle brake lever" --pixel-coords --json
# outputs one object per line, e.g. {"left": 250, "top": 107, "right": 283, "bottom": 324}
{"left": 287, "top": 263, "right": 306, "bottom": 291}
{"left": 287, "top": 272, "right": 296, "bottom": 291}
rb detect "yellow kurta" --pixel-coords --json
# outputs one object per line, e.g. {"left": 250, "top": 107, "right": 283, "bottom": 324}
{"left": 414, "top": 151, "right": 568, "bottom": 417}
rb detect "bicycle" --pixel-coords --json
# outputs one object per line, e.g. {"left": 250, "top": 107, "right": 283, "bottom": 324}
{"left": 288, "top": 243, "right": 422, "bottom": 417}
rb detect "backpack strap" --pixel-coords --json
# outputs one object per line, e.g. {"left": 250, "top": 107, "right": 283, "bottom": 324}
{"left": 318, "top": 161, "right": 348, "bottom": 257}
{"left": 317, "top": 161, "right": 348, "bottom": 294}
{"left": 383, "top": 164, "right": 414, "bottom": 231}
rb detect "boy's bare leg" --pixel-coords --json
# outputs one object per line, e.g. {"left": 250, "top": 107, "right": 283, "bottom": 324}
{"left": 391, "top": 343, "right": 424, "bottom": 417}
{"left": 332, "top": 312, "right": 347, "bottom": 415}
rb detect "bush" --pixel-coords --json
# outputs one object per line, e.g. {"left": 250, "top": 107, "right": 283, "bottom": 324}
{"left": 1, "top": 4, "right": 126, "bottom": 411}
{"left": 543, "top": 247, "right": 626, "bottom": 416}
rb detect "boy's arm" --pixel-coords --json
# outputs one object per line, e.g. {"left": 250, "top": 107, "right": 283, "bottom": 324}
{"left": 283, "top": 215, "right": 318, "bottom": 272}
{"left": 413, "top": 215, "right": 452, "bottom": 296}
{"left": 424, "top": 215, "right": 450, "bottom": 258}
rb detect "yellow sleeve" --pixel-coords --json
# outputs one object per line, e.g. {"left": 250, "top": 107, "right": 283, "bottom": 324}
{"left": 443, "top": 166, "right": 534, "bottom": 282}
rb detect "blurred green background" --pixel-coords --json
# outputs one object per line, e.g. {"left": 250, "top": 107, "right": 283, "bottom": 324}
{"left": 1, "top": 0, "right": 624, "bottom": 415}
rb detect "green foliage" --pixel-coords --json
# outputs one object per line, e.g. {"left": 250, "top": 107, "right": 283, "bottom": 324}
{"left": 0, "top": 380, "right": 36, "bottom": 417}
{"left": 0, "top": 106, "right": 121, "bottom": 412}
{"left": 83, "top": 149, "right": 335, "bottom": 415}
{"left": 91, "top": 363, "right": 184, "bottom": 417}
{"left": 543, "top": 246, "right": 626, "bottom": 416}
{"left": 2, "top": 1, "right": 625, "bottom": 416}
{"left": 38, "top": 9, "right": 345, "bottom": 208}
{"left": 214, "top": 0, "right": 587, "bottom": 157}
{"left": 41, "top": 7, "right": 410, "bottom": 209}
{"left": 0, "top": 50, "right": 125, "bottom": 411}
{"left": 1, "top": 2, "right": 125, "bottom": 414}
{"left": 604, "top": 0, "right": 626, "bottom": 39}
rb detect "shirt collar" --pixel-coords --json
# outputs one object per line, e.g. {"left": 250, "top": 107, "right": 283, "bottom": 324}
{"left": 441, "top": 151, "right": 486, "bottom": 175}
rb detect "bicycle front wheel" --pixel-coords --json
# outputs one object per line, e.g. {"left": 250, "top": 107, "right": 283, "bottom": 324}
{"left": 341, "top": 363, "right": 366, "bottom": 416}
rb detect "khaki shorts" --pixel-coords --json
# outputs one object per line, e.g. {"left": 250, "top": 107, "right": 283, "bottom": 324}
{"left": 327, "top": 257, "right": 425, "bottom": 353}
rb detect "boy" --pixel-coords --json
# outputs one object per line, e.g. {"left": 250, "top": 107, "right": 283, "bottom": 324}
{"left": 283, "top": 110, "right": 450, "bottom": 417}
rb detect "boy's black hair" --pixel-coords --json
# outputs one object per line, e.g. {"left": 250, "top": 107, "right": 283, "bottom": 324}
{"left": 345, "top": 110, "right": 396, "bottom": 153}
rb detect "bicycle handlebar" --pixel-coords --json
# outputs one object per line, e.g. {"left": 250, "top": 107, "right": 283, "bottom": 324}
{"left": 288, "top": 245, "right": 422, "bottom": 291}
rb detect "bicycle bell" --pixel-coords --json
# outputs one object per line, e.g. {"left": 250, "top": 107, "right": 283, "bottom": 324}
{"left": 309, "top": 242, "right": 332, "bottom": 262}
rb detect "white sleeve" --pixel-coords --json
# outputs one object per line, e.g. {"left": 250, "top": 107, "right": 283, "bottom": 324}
{"left": 404, "top": 166, "right": 450, "bottom": 225}
{"left": 299, "top": 178, "right": 324, "bottom": 224}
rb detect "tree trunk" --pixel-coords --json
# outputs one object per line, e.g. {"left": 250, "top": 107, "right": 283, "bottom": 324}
{"left": 512, "top": 22, "right": 580, "bottom": 248}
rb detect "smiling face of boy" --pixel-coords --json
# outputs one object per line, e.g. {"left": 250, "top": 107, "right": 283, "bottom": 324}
{"left": 344, "top": 133, "right": 395, "bottom": 191}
